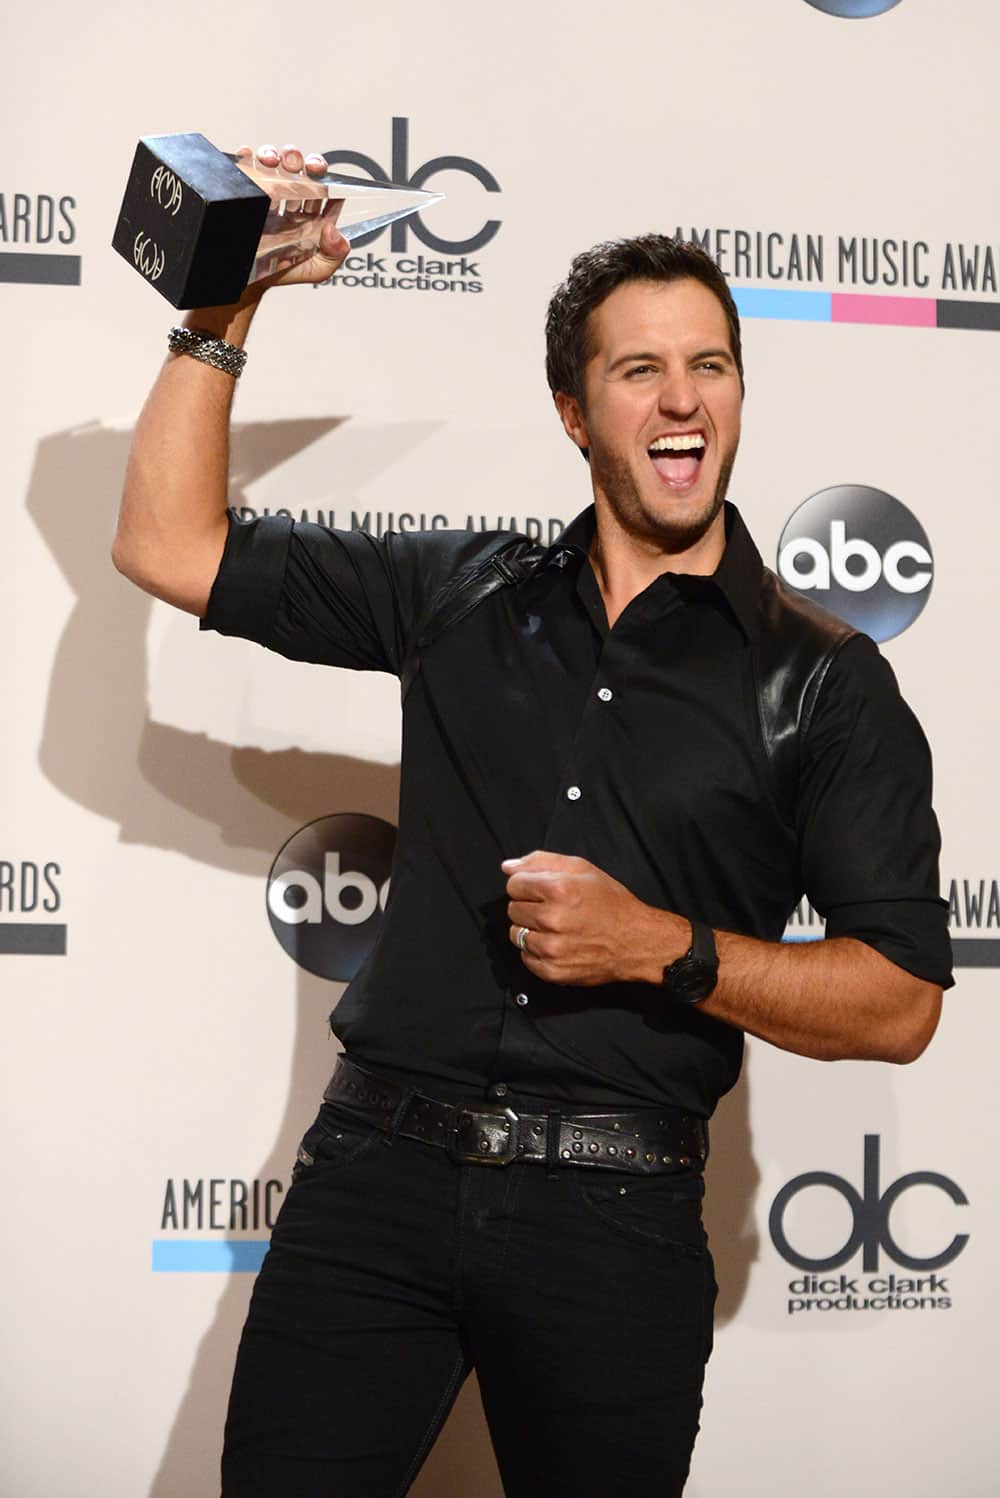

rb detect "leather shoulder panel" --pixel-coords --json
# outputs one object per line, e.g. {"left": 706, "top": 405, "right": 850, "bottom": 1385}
{"left": 400, "top": 535, "right": 547, "bottom": 700}
{"left": 754, "top": 569, "right": 858, "bottom": 822}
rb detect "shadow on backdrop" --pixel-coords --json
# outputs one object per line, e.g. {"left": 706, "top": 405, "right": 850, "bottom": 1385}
{"left": 27, "top": 418, "right": 758, "bottom": 1498}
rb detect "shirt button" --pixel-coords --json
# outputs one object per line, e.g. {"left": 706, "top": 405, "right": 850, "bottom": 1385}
{"left": 488, "top": 1082, "right": 509, "bottom": 1099}
{"left": 597, "top": 687, "right": 613, "bottom": 702}
{"left": 566, "top": 785, "right": 582, "bottom": 801}
{"left": 515, "top": 992, "right": 529, "bottom": 1007}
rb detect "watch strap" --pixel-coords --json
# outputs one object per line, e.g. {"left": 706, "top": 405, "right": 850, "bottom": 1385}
{"left": 662, "top": 919, "right": 719, "bottom": 1004}
{"left": 688, "top": 920, "right": 717, "bottom": 969}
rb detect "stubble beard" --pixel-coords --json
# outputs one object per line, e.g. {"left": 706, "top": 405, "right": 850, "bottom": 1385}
{"left": 589, "top": 441, "right": 738, "bottom": 552}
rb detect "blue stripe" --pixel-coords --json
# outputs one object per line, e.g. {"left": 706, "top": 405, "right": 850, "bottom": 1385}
{"left": 732, "top": 287, "right": 832, "bottom": 322}
{"left": 782, "top": 932, "right": 824, "bottom": 943}
{"left": 152, "top": 1239, "right": 269, "bottom": 1273}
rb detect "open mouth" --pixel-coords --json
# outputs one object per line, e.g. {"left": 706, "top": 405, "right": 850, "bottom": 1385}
{"left": 647, "top": 432, "right": 706, "bottom": 490}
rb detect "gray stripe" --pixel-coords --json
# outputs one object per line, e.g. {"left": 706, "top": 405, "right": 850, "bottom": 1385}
{"left": 936, "top": 299, "right": 1000, "bottom": 333}
{"left": 0, "top": 924, "right": 68, "bottom": 955}
{"left": 951, "top": 938, "right": 1000, "bottom": 967}
{"left": 0, "top": 252, "right": 81, "bottom": 286}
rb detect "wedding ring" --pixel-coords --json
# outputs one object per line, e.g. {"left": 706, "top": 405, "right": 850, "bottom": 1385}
{"left": 516, "top": 925, "right": 530, "bottom": 952}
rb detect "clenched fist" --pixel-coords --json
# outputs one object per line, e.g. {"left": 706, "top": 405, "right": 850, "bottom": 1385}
{"left": 503, "top": 851, "right": 688, "bottom": 987}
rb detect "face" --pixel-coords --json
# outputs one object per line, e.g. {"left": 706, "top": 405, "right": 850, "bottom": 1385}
{"left": 556, "top": 277, "right": 743, "bottom": 550}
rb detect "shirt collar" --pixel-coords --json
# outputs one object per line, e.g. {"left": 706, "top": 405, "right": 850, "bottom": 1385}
{"left": 712, "top": 504, "right": 765, "bottom": 640}
{"left": 541, "top": 509, "right": 598, "bottom": 566}
{"left": 545, "top": 502, "right": 764, "bottom": 640}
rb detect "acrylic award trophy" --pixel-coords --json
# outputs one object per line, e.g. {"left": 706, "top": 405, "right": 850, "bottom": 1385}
{"left": 112, "top": 133, "right": 444, "bottom": 309}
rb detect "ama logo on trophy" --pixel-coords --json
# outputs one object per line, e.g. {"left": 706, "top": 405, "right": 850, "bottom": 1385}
{"left": 133, "top": 231, "right": 165, "bottom": 283}
{"left": 149, "top": 164, "right": 183, "bottom": 217}
{"left": 777, "top": 485, "right": 933, "bottom": 641}
{"left": 803, "top": 0, "right": 903, "bottom": 15}
{"left": 267, "top": 815, "right": 396, "bottom": 981}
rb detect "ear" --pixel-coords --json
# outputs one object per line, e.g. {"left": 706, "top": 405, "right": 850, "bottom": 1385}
{"left": 554, "top": 391, "right": 590, "bottom": 453}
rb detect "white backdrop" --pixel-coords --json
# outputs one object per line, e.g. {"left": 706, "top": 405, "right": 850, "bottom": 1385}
{"left": 4, "top": 1, "right": 997, "bottom": 1494}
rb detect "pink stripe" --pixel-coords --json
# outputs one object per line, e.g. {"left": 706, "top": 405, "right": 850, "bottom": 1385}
{"left": 832, "top": 293, "right": 936, "bottom": 328}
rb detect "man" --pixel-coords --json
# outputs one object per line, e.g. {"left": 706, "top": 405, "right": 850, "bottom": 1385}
{"left": 114, "top": 144, "right": 952, "bottom": 1498}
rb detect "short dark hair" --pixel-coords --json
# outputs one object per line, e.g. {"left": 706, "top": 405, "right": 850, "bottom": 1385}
{"left": 545, "top": 234, "right": 744, "bottom": 404}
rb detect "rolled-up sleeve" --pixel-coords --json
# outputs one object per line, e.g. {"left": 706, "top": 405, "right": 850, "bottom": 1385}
{"left": 797, "top": 635, "right": 953, "bottom": 989}
{"left": 201, "top": 511, "right": 486, "bottom": 676}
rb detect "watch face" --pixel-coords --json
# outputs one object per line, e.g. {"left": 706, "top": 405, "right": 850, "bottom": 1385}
{"left": 669, "top": 956, "right": 717, "bottom": 1003}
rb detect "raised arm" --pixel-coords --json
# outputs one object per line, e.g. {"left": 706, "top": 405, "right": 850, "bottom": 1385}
{"left": 111, "top": 144, "right": 349, "bottom": 617}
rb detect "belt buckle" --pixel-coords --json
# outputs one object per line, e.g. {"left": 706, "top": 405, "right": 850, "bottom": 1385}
{"left": 448, "top": 1107, "right": 520, "bottom": 1166}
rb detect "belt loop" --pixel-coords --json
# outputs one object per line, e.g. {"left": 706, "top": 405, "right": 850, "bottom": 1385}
{"left": 383, "top": 1087, "right": 416, "bottom": 1146}
{"left": 545, "top": 1111, "right": 562, "bottom": 1179}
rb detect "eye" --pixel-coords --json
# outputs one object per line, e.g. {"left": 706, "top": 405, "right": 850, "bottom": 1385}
{"left": 625, "top": 363, "right": 656, "bottom": 378}
{"left": 696, "top": 360, "right": 724, "bottom": 374}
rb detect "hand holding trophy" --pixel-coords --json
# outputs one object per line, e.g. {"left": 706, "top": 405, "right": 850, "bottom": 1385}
{"left": 230, "top": 142, "right": 352, "bottom": 291}
{"left": 112, "top": 133, "right": 444, "bottom": 308}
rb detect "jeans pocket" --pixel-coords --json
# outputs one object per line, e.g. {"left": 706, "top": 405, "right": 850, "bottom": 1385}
{"left": 290, "top": 1104, "right": 381, "bottom": 1183}
{"left": 575, "top": 1172, "right": 708, "bottom": 1255}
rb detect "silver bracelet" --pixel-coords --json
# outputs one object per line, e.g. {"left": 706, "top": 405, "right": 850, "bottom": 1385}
{"left": 167, "top": 325, "right": 248, "bottom": 379}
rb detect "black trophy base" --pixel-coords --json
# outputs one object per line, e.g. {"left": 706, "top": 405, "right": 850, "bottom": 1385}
{"left": 112, "top": 134, "right": 270, "bottom": 309}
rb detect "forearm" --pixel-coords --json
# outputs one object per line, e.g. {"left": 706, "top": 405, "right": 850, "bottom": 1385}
{"left": 503, "top": 854, "right": 942, "bottom": 1065}
{"left": 635, "top": 910, "right": 942, "bottom": 1064}
{"left": 112, "top": 297, "right": 261, "bottom": 615}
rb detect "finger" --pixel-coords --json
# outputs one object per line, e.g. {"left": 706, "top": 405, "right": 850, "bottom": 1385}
{"left": 281, "top": 143, "right": 305, "bottom": 173}
{"left": 256, "top": 143, "right": 279, "bottom": 164}
{"left": 508, "top": 923, "right": 531, "bottom": 954}
{"left": 315, "top": 222, "right": 350, "bottom": 267}
{"left": 507, "top": 901, "right": 559, "bottom": 931}
{"left": 502, "top": 851, "right": 583, "bottom": 875}
{"left": 505, "top": 870, "right": 561, "bottom": 902}
{"left": 516, "top": 929, "right": 563, "bottom": 964}
{"left": 305, "top": 152, "right": 328, "bottom": 175}
{"left": 501, "top": 850, "right": 543, "bottom": 873}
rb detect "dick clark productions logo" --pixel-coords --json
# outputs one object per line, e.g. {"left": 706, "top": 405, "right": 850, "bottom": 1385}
{"left": 267, "top": 815, "right": 396, "bottom": 981}
{"left": 803, "top": 0, "right": 902, "bottom": 15}
{"left": 325, "top": 117, "right": 501, "bottom": 255}
{"left": 769, "top": 1136, "right": 969, "bottom": 1273}
{"left": 777, "top": 485, "right": 933, "bottom": 642}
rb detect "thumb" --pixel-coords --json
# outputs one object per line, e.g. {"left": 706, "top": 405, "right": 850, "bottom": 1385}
{"left": 501, "top": 849, "right": 558, "bottom": 873}
{"left": 316, "top": 222, "right": 350, "bottom": 268}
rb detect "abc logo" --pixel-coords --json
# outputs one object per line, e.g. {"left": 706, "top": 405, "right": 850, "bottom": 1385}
{"left": 803, "top": 0, "right": 902, "bottom": 16}
{"left": 777, "top": 485, "right": 933, "bottom": 642}
{"left": 266, "top": 815, "right": 397, "bottom": 982}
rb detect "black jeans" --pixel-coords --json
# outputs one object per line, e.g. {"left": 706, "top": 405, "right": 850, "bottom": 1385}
{"left": 221, "top": 1095, "right": 717, "bottom": 1498}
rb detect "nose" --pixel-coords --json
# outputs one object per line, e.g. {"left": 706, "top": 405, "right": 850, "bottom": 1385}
{"left": 657, "top": 366, "right": 700, "bottom": 420}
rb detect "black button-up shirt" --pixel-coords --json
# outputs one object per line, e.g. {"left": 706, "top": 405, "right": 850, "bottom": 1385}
{"left": 204, "top": 503, "right": 952, "bottom": 1117}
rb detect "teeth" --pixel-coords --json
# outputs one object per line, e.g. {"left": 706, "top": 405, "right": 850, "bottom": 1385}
{"left": 649, "top": 434, "right": 706, "bottom": 453}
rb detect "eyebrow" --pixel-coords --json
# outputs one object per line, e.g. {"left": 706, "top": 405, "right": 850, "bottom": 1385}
{"left": 606, "top": 347, "right": 736, "bottom": 373}
{"left": 691, "top": 348, "right": 736, "bottom": 365}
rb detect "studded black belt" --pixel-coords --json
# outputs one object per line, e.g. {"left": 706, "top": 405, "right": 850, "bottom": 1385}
{"left": 323, "top": 1056, "right": 707, "bottom": 1175}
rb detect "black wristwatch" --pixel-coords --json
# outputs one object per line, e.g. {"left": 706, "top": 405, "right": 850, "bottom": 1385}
{"left": 662, "top": 921, "right": 718, "bottom": 1004}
